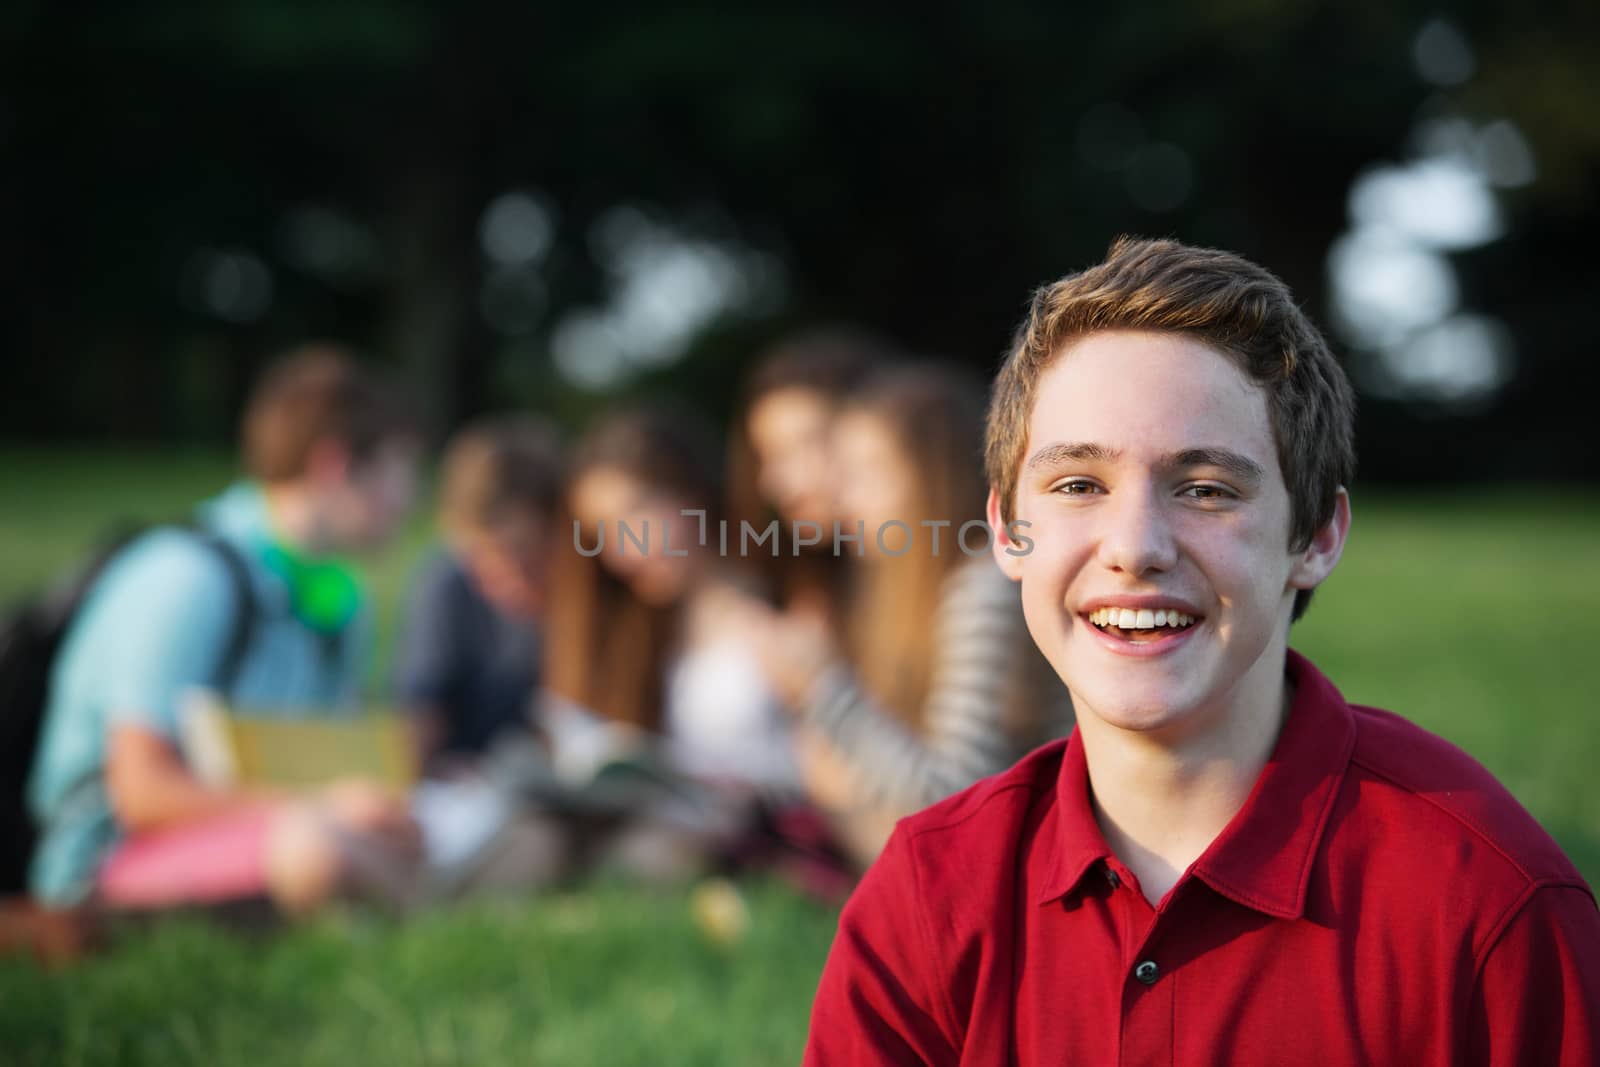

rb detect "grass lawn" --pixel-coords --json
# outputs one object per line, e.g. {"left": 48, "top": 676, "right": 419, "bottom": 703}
{"left": 0, "top": 883, "right": 838, "bottom": 1066}
{"left": 1, "top": 448, "right": 1597, "bottom": 1064}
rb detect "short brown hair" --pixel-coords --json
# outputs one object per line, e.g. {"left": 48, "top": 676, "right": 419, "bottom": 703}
{"left": 242, "top": 345, "right": 418, "bottom": 483}
{"left": 438, "top": 415, "right": 564, "bottom": 536}
{"left": 985, "top": 237, "right": 1356, "bottom": 620}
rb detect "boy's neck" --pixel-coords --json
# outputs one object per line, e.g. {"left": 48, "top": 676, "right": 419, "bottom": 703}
{"left": 1076, "top": 648, "right": 1292, "bottom": 907}
{"left": 261, "top": 482, "right": 328, "bottom": 555}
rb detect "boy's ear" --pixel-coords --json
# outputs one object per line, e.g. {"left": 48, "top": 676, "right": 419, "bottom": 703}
{"left": 1288, "top": 487, "right": 1351, "bottom": 593}
{"left": 987, "top": 487, "right": 1024, "bottom": 582}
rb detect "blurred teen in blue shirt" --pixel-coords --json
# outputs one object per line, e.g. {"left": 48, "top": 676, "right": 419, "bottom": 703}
{"left": 28, "top": 347, "right": 422, "bottom": 913}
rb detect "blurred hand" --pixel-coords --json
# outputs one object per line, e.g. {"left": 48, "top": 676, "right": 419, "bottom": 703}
{"left": 794, "top": 726, "right": 865, "bottom": 813}
{"left": 795, "top": 727, "right": 900, "bottom": 865}
{"left": 317, "top": 778, "right": 423, "bottom": 860}
{"left": 745, "top": 600, "right": 838, "bottom": 711}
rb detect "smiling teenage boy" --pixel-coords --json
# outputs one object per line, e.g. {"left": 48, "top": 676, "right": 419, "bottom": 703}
{"left": 804, "top": 238, "right": 1600, "bottom": 1065}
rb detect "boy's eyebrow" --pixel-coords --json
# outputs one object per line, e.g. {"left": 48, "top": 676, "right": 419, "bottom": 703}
{"left": 1159, "top": 447, "right": 1266, "bottom": 488}
{"left": 1024, "top": 441, "right": 1266, "bottom": 488}
{"left": 1024, "top": 441, "right": 1122, "bottom": 470}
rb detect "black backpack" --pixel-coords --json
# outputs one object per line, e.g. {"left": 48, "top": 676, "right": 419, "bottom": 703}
{"left": 0, "top": 525, "right": 258, "bottom": 895}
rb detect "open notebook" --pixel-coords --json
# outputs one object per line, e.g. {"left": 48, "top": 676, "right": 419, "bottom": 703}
{"left": 179, "top": 689, "right": 417, "bottom": 789}
{"left": 178, "top": 689, "right": 512, "bottom": 895}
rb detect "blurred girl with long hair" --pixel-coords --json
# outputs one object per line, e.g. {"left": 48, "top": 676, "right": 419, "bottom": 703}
{"left": 725, "top": 328, "right": 895, "bottom": 623}
{"left": 543, "top": 406, "right": 797, "bottom": 801}
{"left": 749, "top": 363, "right": 1071, "bottom": 864}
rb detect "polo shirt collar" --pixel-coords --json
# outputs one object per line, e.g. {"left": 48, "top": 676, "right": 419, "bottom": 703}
{"left": 1036, "top": 649, "right": 1357, "bottom": 919}
{"left": 1037, "top": 727, "right": 1114, "bottom": 905}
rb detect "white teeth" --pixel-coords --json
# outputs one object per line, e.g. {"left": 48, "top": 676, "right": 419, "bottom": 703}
{"left": 1089, "top": 607, "right": 1199, "bottom": 629}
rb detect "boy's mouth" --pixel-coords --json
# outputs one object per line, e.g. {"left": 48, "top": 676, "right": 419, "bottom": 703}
{"left": 1086, "top": 607, "right": 1201, "bottom": 644}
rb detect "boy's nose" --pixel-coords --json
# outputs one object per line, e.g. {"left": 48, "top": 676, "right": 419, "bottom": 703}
{"left": 1094, "top": 489, "right": 1179, "bottom": 577}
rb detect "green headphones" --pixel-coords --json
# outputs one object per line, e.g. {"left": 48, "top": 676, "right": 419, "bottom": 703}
{"left": 259, "top": 542, "right": 365, "bottom": 633}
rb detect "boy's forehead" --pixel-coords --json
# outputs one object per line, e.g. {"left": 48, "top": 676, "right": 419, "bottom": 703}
{"left": 1025, "top": 331, "right": 1278, "bottom": 466}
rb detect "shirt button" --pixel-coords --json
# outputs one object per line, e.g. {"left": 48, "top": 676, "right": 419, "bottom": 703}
{"left": 1134, "top": 960, "right": 1160, "bottom": 986}
{"left": 1104, "top": 867, "right": 1121, "bottom": 889}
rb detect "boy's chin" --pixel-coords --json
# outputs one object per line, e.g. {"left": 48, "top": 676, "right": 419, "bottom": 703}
{"left": 1068, "top": 675, "right": 1208, "bottom": 735}
{"left": 1085, "top": 702, "right": 1197, "bottom": 736}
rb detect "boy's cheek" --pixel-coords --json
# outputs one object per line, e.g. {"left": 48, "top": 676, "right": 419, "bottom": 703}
{"left": 1010, "top": 522, "right": 1080, "bottom": 577}
{"left": 1016, "top": 566, "right": 1075, "bottom": 633}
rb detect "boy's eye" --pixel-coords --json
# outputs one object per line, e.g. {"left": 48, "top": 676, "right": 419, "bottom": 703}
{"left": 1053, "top": 479, "right": 1102, "bottom": 496}
{"left": 1181, "top": 483, "right": 1234, "bottom": 501}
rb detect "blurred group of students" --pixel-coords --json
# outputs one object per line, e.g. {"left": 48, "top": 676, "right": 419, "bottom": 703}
{"left": 17, "top": 332, "right": 1070, "bottom": 924}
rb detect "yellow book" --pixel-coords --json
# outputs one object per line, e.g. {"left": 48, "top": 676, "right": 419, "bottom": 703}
{"left": 179, "top": 689, "right": 417, "bottom": 790}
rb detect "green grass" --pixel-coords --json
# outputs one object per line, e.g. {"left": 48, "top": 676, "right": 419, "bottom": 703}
{"left": 0, "top": 883, "right": 838, "bottom": 1067}
{"left": 1293, "top": 488, "right": 1600, "bottom": 878}
{"left": 1, "top": 449, "right": 1598, "bottom": 1064}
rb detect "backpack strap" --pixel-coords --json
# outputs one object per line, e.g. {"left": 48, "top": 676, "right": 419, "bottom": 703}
{"left": 186, "top": 527, "right": 355, "bottom": 702}
{"left": 315, "top": 627, "right": 349, "bottom": 696}
{"left": 183, "top": 530, "right": 259, "bottom": 698}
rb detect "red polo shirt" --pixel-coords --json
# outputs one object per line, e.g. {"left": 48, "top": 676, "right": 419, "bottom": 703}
{"left": 805, "top": 651, "right": 1600, "bottom": 1065}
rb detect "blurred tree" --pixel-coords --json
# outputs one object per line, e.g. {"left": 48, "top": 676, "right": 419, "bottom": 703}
{"left": 0, "top": 1, "right": 1594, "bottom": 478}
